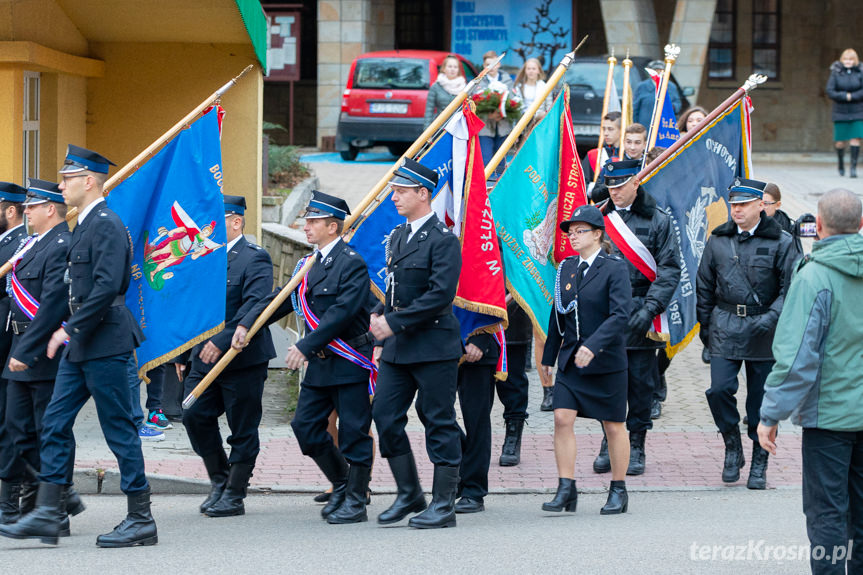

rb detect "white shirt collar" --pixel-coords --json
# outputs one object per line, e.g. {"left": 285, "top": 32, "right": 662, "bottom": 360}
{"left": 0, "top": 223, "right": 24, "bottom": 243}
{"left": 407, "top": 212, "right": 435, "bottom": 241}
{"left": 615, "top": 203, "right": 632, "bottom": 212}
{"left": 738, "top": 220, "right": 760, "bottom": 235}
{"left": 578, "top": 249, "right": 601, "bottom": 271}
{"left": 227, "top": 235, "right": 243, "bottom": 252}
{"left": 317, "top": 237, "right": 341, "bottom": 260}
{"left": 77, "top": 198, "right": 105, "bottom": 225}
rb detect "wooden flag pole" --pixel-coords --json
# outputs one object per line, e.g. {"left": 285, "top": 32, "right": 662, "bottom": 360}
{"left": 484, "top": 35, "right": 589, "bottom": 180}
{"left": 592, "top": 50, "right": 617, "bottom": 183}
{"left": 646, "top": 44, "right": 681, "bottom": 151}
{"left": 182, "top": 254, "right": 316, "bottom": 409}
{"left": 344, "top": 52, "right": 507, "bottom": 231}
{"left": 618, "top": 50, "right": 632, "bottom": 155}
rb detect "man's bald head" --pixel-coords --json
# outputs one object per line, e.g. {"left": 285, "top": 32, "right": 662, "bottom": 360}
{"left": 818, "top": 188, "right": 863, "bottom": 237}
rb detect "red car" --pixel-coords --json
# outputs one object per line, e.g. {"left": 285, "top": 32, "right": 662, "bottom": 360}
{"left": 336, "top": 50, "right": 478, "bottom": 161}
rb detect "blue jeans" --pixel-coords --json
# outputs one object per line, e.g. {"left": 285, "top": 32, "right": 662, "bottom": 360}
{"left": 479, "top": 134, "right": 507, "bottom": 174}
{"left": 41, "top": 353, "right": 149, "bottom": 494}
{"left": 128, "top": 356, "right": 166, "bottom": 428}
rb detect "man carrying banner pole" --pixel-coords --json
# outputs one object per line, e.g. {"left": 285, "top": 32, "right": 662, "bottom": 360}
{"left": 594, "top": 159, "right": 681, "bottom": 476}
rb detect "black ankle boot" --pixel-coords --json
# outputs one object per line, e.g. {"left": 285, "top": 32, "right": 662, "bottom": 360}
{"left": 542, "top": 478, "right": 577, "bottom": 512}
{"left": 850, "top": 146, "right": 859, "bottom": 178}
{"left": 747, "top": 443, "right": 769, "bottom": 490}
{"left": 378, "top": 452, "right": 426, "bottom": 525}
{"left": 65, "top": 486, "right": 85, "bottom": 517}
{"left": 205, "top": 462, "right": 254, "bottom": 517}
{"left": 0, "top": 482, "right": 65, "bottom": 544}
{"left": 19, "top": 479, "right": 39, "bottom": 515}
{"left": 199, "top": 450, "right": 229, "bottom": 513}
{"left": 408, "top": 465, "right": 459, "bottom": 529}
{"left": 312, "top": 444, "right": 349, "bottom": 519}
{"left": 600, "top": 480, "right": 628, "bottom": 515}
{"left": 326, "top": 464, "right": 370, "bottom": 524}
{"left": 593, "top": 431, "right": 611, "bottom": 473}
{"left": 837, "top": 147, "right": 846, "bottom": 176}
{"left": 721, "top": 431, "right": 745, "bottom": 483}
{"left": 96, "top": 489, "right": 158, "bottom": 547}
{"left": 540, "top": 386, "right": 554, "bottom": 411}
{"left": 627, "top": 430, "right": 646, "bottom": 476}
{"left": 0, "top": 481, "right": 22, "bottom": 524}
{"left": 499, "top": 419, "right": 524, "bottom": 467}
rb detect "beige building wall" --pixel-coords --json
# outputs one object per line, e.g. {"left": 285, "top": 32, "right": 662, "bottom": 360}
{"left": 600, "top": 0, "right": 661, "bottom": 60}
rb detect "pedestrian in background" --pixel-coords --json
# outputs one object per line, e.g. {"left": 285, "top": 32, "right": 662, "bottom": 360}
{"left": 677, "top": 105, "right": 707, "bottom": 134}
{"left": 826, "top": 48, "right": 863, "bottom": 178}
{"left": 424, "top": 55, "right": 465, "bottom": 128}
{"left": 633, "top": 60, "right": 681, "bottom": 130}
{"left": 476, "top": 51, "right": 514, "bottom": 170}
{"left": 512, "top": 58, "right": 551, "bottom": 121}
{"left": 762, "top": 183, "right": 802, "bottom": 254}
{"left": 758, "top": 188, "right": 863, "bottom": 575}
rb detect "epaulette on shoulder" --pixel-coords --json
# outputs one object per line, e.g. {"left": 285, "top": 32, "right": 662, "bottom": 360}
{"left": 602, "top": 252, "right": 623, "bottom": 261}
{"left": 247, "top": 243, "right": 262, "bottom": 250}
{"left": 434, "top": 221, "right": 451, "bottom": 234}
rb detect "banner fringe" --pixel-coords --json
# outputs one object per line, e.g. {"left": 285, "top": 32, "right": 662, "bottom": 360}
{"left": 137, "top": 321, "right": 226, "bottom": 380}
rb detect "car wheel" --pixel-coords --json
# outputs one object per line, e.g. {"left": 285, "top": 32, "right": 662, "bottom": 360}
{"left": 387, "top": 144, "right": 409, "bottom": 157}
{"left": 340, "top": 146, "right": 359, "bottom": 161}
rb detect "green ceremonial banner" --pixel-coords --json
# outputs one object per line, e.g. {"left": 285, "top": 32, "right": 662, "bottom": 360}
{"left": 490, "top": 91, "right": 568, "bottom": 340}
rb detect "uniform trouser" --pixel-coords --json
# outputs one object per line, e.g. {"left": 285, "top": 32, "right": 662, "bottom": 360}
{"left": 705, "top": 357, "right": 773, "bottom": 442}
{"left": 0, "top": 378, "right": 23, "bottom": 480}
{"left": 183, "top": 363, "right": 268, "bottom": 466}
{"left": 457, "top": 363, "right": 495, "bottom": 499}
{"left": 291, "top": 381, "right": 373, "bottom": 467}
{"left": 5, "top": 379, "right": 54, "bottom": 476}
{"left": 801, "top": 428, "right": 863, "bottom": 575}
{"left": 494, "top": 343, "right": 529, "bottom": 421}
{"left": 626, "top": 349, "right": 658, "bottom": 433}
{"left": 40, "top": 352, "right": 148, "bottom": 494}
{"left": 372, "top": 359, "right": 461, "bottom": 467}
{"left": 653, "top": 349, "right": 671, "bottom": 402}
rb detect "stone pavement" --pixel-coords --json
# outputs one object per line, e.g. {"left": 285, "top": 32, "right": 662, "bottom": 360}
{"left": 71, "top": 152, "right": 861, "bottom": 494}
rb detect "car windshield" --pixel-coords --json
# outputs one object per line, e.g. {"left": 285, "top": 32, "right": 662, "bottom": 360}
{"left": 354, "top": 58, "right": 429, "bottom": 89}
{"left": 564, "top": 62, "right": 642, "bottom": 93}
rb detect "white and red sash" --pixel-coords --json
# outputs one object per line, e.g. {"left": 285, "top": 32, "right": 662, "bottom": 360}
{"left": 603, "top": 211, "right": 669, "bottom": 338}
{"left": 294, "top": 255, "right": 378, "bottom": 396}
{"left": 8, "top": 235, "right": 70, "bottom": 342}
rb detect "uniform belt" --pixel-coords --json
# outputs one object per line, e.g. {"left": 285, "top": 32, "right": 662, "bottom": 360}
{"left": 11, "top": 320, "right": 30, "bottom": 335}
{"left": 717, "top": 302, "right": 769, "bottom": 317}
{"left": 69, "top": 294, "right": 126, "bottom": 314}
{"left": 315, "top": 332, "right": 374, "bottom": 359}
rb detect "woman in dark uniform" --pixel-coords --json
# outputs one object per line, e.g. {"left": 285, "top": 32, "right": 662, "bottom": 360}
{"left": 541, "top": 205, "right": 633, "bottom": 515}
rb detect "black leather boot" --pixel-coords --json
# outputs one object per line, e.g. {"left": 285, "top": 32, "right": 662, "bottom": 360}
{"left": 65, "top": 486, "right": 85, "bottom": 517}
{"left": 850, "top": 145, "right": 859, "bottom": 178}
{"left": 205, "top": 462, "right": 254, "bottom": 517}
{"left": 19, "top": 479, "right": 39, "bottom": 515}
{"left": 378, "top": 452, "right": 426, "bottom": 525}
{"left": 593, "top": 430, "right": 611, "bottom": 473}
{"left": 721, "top": 431, "right": 745, "bottom": 483}
{"left": 96, "top": 489, "right": 158, "bottom": 547}
{"left": 499, "top": 419, "right": 524, "bottom": 467}
{"left": 0, "top": 482, "right": 65, "bottom": 544}
{"left": 326, "top": 464, "right": 370, "bottom": 524}
{"left": 313, "top": 444, "right": 349, "bottom": 519}
{"left": 837, "top": 147, "right": 846, "bottom": 176}
{"left": 199, "top": 450, "right": 229, "bottom": 513}
{"left": 650, "top": 398, "right": 662, "bottom": 419}
{"left": 600, "top": 480, "right": 628, "bottom": 515}
{"left": 540, "top": 386, "right": 554, "bottom": 411}
{"left": 627, "top": 430, "right": 646, "bottom": 476}
{"left": 408, "top": 465, "right": 459, "bottom": 529}
{"left": 542, "top": 478, "right": 577, "bottom": 512}
{"left": 0, "top": 481, "right": 21, "bottom": 524}
{"left": 747, "top": 443, "right": 769, "bottom": 490}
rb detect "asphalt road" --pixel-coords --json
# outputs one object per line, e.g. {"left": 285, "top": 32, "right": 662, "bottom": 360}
{"left": 0, "top": 490, "right": 814, "bottom": 574}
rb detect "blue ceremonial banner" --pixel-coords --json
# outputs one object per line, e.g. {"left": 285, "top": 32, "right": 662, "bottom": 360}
{"left": 653, "top": 88, "right": 681, "bottom": 149}
{"left": 489, "top": 91, "right": 569, "bottom": 339}
{"left": 108, "top": 107, "right": 228, "bottom": 376}
{"left": 641, "top": 97, "right": 752, "bottom": 354}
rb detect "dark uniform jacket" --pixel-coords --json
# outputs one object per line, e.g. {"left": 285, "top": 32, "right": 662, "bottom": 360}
{"left": 193, "top": 236, "right": 276, "bottom": 373}
{"left": 374, "top": 213, "right": 463, "bottom": 364}
{"left": 696, "top": 212, "right": 798, "bottom": 361}
{"left": 542, "top": 254, "right": 632, "bottom": 375}
{"left": 504, "top": 299, "right": 532, "bottom": 346}
{"left": 600, "top": 188, "right": 681, "bottom": 349}
{"left": 4, "top": 222, "right": 70, "bottom": 381}
{"left": 244, "top": 239, "right": 374, "bottom": 387}
{"left": 0, "top": 224, "right": 28, "bottom": 363}
{"left": 64, "top": 202, "right": 143, "bottom": 362}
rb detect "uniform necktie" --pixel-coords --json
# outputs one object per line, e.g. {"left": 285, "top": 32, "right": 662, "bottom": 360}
{"left": 738, "top": 230, "right": 751, "bottom": 243}
{"left": 405, "top": 223, "right": 412, "bottom": 241}
{"left": 576, "top": 261, "right": 589, "bottom": 290}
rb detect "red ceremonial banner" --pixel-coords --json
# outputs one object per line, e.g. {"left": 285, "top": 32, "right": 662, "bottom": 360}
{"left": 553, "top": 89, "right": 588, "bottom": 263}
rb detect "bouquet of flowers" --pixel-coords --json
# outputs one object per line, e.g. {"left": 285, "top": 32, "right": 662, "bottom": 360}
{"left": 471, "top": 89, "right": 523, "bottom": 121}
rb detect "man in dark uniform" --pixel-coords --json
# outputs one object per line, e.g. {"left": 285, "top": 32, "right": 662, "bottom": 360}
{"left": 0, "top": 146, "right": 152, "bottom": 547}
{"left": 696, "top": 178, "right": 797, "bottom": 489}
{"left": 595, "top": 160, "right": 681, "bottom": 476}
{"left": 182, "top": 195, "right": 275, "bottom": 518}
{"left": 233, "top": 191, "right": 375, "bottom": 524}
{"left": 497, "top": 296, "right": 531, "bottom": 466}
{"left": 370, "top": 158, "right": 463, "bottom": 529}
{"left": 0, "top": 183, "right": 28, "bottom": 521}
{"left": 1, "top": 180, "right": 84, "bottom": 532}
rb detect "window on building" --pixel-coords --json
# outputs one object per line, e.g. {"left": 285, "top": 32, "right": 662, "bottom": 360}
{"left": 396, "top": 0, "right": 446, "bottom": 51}
{"left": 752, "top": 0, "right": 780, "bottom": 80}
{"left": 23, "top": 71, "right": 40, "bottom": 181}
{"left": 707, "top": 0, "right": 736, "bottom": 80}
